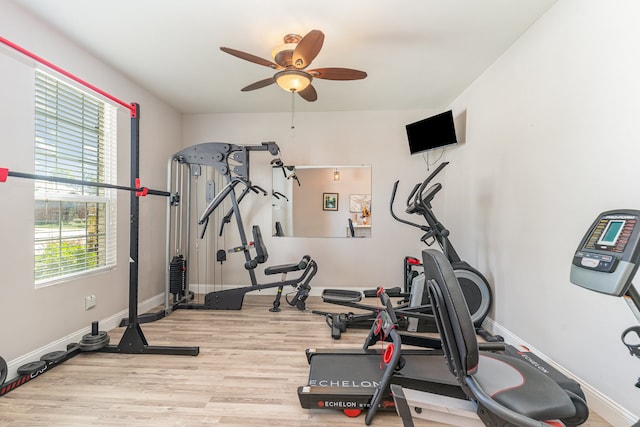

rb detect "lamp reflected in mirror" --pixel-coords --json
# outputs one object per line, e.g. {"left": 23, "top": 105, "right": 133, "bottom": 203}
{"left": 272, "top": 165, "right": 371, "bottom": 238}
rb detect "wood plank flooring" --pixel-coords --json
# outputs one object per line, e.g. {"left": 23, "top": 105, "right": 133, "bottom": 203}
{"left": 0, "top": 295, "right": 611, "bottom": 426}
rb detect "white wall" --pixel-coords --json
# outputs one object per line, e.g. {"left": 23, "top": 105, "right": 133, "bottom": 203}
{"left": 444, "top": 0, "right": 640, "bottom": 422}
{"left": 0, "top": 2, "right": 181, "bottom": 365}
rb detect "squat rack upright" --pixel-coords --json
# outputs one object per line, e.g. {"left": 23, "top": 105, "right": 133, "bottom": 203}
{"left": 0, "top": 36, "right": 198, "bottom": 357}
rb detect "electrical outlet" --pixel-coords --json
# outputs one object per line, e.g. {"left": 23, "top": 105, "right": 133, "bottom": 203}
{"left": 85, "top": 295, "right": 96, "bottom": 310}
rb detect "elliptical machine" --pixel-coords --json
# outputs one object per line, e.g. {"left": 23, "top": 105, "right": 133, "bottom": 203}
{"left": 391, "top": 161, "right": 492, "bottom": 329}
{"left": 314, "top": 161, "right": 493, "bottom": 339}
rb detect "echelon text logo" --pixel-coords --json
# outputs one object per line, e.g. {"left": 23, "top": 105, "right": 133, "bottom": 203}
{"left": 317, "top": 400, "right": 362, "bottom": 408}
{"left": 308, "top": 379, "right": 379, "bottom": 387}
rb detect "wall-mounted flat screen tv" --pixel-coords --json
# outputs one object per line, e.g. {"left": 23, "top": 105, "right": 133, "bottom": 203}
{"left": 406, "top": 110, "right": 457, "bottom": 155}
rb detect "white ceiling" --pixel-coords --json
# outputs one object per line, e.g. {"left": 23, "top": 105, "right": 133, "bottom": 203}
{"left": 11, "top": 0, "right": 557, "bottom": 114}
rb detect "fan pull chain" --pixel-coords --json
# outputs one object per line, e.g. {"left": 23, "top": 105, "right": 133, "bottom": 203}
{"left": 290, "top": 91, "right": 296, "bottom": 129}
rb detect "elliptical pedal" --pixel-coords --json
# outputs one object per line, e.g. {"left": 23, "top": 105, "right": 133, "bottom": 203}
{"left": 321, "top": 289, "right": 362, "bottom": 304}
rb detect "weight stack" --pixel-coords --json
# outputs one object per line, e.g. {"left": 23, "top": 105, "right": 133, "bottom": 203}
{"left": 169, "top": 255, "right": 186, "bottom": 297}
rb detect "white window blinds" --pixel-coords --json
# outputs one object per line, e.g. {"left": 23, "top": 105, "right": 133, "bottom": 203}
{"left": 34, "top": 70, "right": 117, "bottom": 285}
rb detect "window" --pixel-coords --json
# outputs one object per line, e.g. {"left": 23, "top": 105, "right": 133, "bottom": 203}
{"left": 34, "top": 70, "right": 117, "bottom": 286}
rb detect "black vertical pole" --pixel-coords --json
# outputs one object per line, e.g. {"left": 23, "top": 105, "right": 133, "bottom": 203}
{"left": 112, "top": 103, "right": 150, "bottom": 352}
{"left": 128, "top": 102, "right": 141, "bottom": 326}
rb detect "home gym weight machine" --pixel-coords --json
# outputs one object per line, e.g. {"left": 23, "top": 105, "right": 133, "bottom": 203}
{"left": 164, "top": 141, "right": 317, "bottom": 312}
{"left": 0, "top": 37, "right": 199, "bottom": 396}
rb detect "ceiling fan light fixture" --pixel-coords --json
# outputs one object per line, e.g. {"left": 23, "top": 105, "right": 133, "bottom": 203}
{"left": 274, "top": 69, "right": 311, "bottom": 92}
{"left": 221, "top": 30, "right": 365, "bottom": 103}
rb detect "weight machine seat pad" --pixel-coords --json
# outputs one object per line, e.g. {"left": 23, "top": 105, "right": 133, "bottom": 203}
{"left": 265, "top": 262, "right": 303, "bottom": 275}
{"left": 264, "top": 255, "right": 311, "bottom": 275}
{"left": 473, "top": 352, "right": 576, "bottom": 421}
{"left": 321, "top": 289, "right": 362, "bottom": 303}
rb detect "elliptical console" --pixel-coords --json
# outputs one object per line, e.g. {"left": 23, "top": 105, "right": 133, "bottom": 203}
{"left": 571, "top": 210, "right": 640, "bottom": 296}
{"left": 570, "top": 210, "right": 640, "bottom": 368}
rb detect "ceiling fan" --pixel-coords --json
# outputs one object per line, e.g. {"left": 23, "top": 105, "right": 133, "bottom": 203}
{"left": 220, "top": 30, "right": 367, "bottom": 102}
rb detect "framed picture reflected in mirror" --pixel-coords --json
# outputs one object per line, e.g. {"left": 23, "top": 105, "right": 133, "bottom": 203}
{"left": 323, "top": 193, "right": 338, "bottom": 211}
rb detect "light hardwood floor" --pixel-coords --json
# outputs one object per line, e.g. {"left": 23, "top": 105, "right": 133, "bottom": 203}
{"left": 0, "top": 295, "right": 611, "bottom": 426}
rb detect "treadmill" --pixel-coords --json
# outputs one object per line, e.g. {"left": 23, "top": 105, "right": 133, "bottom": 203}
{"left": 297, "top": 289, "right": 470, "bottom": 425}
{"left": 299, "top": 286, "right": 588, "bottom": 426}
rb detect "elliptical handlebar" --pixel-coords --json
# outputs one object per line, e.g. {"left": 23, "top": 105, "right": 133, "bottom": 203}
{"left": 406, "top": 182, "right": 422, "bottom": 206}
{"left": 390, "top": 161, "right": 449, "bottom": 232}
{"left": 389, "top": 180, "right": 429, "bottom": 231}
{"left": 422, "top": 161, "right": 449, "bottom": 189}
{"left": 389, "top": 161, "right": 455, "bottom": 255}
{"left": 412, "top": 161, "right": 449, "bottom": 212}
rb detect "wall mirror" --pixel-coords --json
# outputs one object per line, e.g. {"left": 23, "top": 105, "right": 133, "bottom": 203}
{"left": 272, "top": 165, "right": 372, "bottom": 238}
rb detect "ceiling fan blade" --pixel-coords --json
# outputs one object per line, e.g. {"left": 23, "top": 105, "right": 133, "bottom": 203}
{"left": 241, "top": 77, "right": 276, "bottom": 92}
{"left": 309, "top": 67, "right": 367, "bottom": 80}
{"left": 220, "top": 47, "right": 282, "bottom": 69}
{"left": 298, "top": 84, "right": 318, "bottom": 102}
{"left": 293, "top": 30, "right": 324, "bottom": 69}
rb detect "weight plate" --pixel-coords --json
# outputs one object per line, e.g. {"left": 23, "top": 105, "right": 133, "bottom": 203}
{"left": 80, "top": 331, "right": 108, "bottom": 344}
{"left": 40, "top": 350, "right": 67, "bottom": 364}
{"left": 0, "top": 356, "right": 7, "bottom": 385}
{"left": 17, "top": 360, "right": 47, "bottom": 376}
{"left": 79, "top": 333, "right": 110, "bottom": 352}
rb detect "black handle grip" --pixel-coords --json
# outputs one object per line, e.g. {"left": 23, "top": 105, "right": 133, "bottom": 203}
{"left": 298, "top": 255, "right": 312, "bottom": 269}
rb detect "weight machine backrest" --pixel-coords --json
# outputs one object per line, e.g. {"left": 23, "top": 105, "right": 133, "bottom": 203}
{"left": 252, "top": 225, "right": 269, "bottom": 265}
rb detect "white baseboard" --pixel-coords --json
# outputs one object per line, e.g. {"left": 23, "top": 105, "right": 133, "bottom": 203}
{"left": 483, "top": 317, "right": 639, "bottom": 426}
{"left": 4, "top": 293, "right": 165, "bottom": 381}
